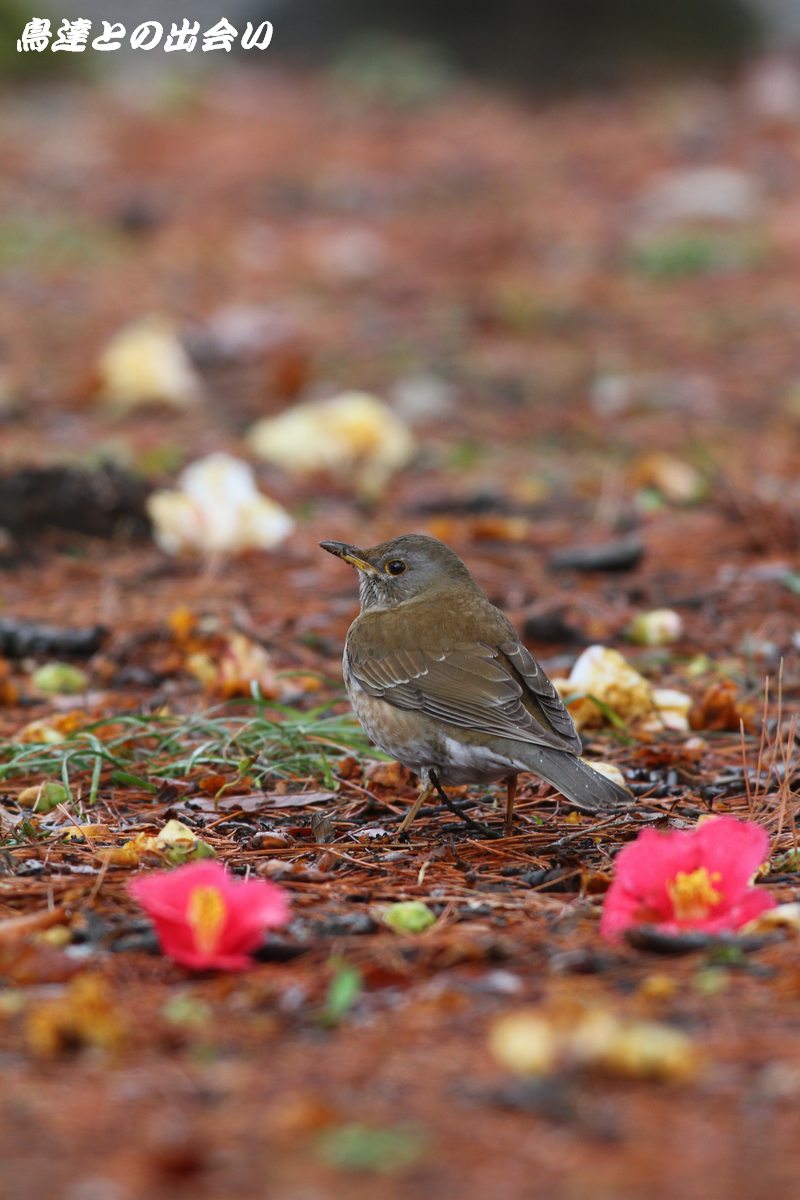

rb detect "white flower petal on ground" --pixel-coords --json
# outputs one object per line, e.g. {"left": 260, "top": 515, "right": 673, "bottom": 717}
{"left": 581, "top": 759, "right": 627, "bottom": 788}
{"left": 97, "top": 315, "right": 201, "bottom": 410}
{"left": 743, "top": 902, "right": 800, "bottom": 934}
{"left": 554, "top": 645, "right": 691, "bottom": 732}
{"left": 628, "top": 609, "right": 684, "bottom": 646}
{"left": 489, "top": 1006, "right": 696, "bottom": 1081}
{"left": 147, "top": 453, "right": 294, "bottom": 557}
{"left": 641, "top": 689, "right": 693, "bottom": 733}
{"left": 488, "top": 1011, "right": 559, "bottom": 1077}
{"left": 555, "top": 645, "right": 654, "bottom": 728}
{"left": 248, "top": 391, "right": 415, "bottom": 494}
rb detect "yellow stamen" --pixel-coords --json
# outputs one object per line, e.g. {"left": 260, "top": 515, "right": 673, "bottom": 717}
{"left": 186, "top": 885, "right": 226, "bottom": 955}
{"left": 667, "top": 867, "right": 723, "bottom": 922}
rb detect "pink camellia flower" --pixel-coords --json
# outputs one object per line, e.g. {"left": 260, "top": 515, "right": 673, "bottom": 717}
{"left": 128, "top": 860, "right": 291, "bottom": 971}
{"left": 600, "top": 816, "right": 775, "bottom": 942}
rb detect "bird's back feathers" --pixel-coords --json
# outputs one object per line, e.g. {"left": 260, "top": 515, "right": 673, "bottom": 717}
{"left": 346, "top": 589, "right": 581, "bottom": 756}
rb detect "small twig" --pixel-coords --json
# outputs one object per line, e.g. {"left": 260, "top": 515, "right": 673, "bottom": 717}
{"left": 775, "top": 713, "right": 798, "bottom": 845}
{"left": 86, "top": 855, "right": 111, "bottom": 906}
{"left": 337, "top": 776, "right": 395, "bottom": 809}
{"left": 740, "top": 718, "right": 753, "bottom": 816}
{"left": 305, "top": 846, "right": 389, "bottom": 874}
{"left": 754, "top": 674, "right": 770, "bottom": 804}
{"left": 764, "top": 663, "right": 785, "bottom": 797}
{"left": 55, "top": 802, "right": 91, "bottom": 841}
{"left": 536, "top": 812, "right": 642, "bottom": 857}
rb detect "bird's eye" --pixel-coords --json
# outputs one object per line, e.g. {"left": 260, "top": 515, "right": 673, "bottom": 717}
{"left": 385, "top": 559, "right": 407, "bottom": 576}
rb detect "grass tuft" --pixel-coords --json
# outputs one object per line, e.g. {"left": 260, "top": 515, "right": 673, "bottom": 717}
{"left": 0, "top": 692, "right": 381, "bottom": 797}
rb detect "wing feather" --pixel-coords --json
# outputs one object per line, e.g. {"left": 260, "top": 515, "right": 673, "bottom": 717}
{"left": 347, "top": 635, "right": 580, "bottom": 753}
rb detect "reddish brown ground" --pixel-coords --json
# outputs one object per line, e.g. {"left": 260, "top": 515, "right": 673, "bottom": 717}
{"left": 0, "top": 63, "right": 799, "bottom": 1200}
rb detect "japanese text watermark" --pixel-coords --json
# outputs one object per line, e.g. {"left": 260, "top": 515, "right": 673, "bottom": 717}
{"left": 17, "top": 17, "right": 273, "bottom": 53}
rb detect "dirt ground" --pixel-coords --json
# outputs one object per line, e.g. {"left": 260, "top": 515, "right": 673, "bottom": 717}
{"left": 1, "top": 61, "right": 799, "bottom": 1200}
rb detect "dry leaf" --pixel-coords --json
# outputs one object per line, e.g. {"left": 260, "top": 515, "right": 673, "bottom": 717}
{"left": 743, "top": 902, "right": 800, "bottom": 934}
{"left": 0, "top": 658, "right": 18, "bottom": 705}
{"left": 96, "top": 829, "right": 163, "bottom": 867}
{"left": 25, "top": 973, "right": 128, "bottom": 1057}
{"left": 186, "top": 632, "right": 280, "bottom": 699}
{"left": 0, "top": 906, "right": 69, "bottom": 946}
{"left": 690, "top": 678, "right": 757, "bottom": 732}
{"left": 629, "top": 452, "right": 706, "bottom": 504}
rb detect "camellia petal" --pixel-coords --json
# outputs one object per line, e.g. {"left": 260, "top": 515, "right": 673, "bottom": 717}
{"left": 128, "top": 860, "right": 291, "bottom": 971}
{"left": 600, "top": 817, "right": 775, "bottom": 942}
{"left": 692, "top": 817, "right": 770, "bottom": 900}
{"left": 696, "top": 887, "right": 777, "bottom": 935}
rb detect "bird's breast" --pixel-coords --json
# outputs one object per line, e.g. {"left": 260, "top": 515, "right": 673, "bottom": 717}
{"left": 344, "top": 668, "right": 433, "bottom": 768}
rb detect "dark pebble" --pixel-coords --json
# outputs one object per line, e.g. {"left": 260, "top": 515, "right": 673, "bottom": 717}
{"left": 549, "top": 537, "right": 644, "bottom": 572}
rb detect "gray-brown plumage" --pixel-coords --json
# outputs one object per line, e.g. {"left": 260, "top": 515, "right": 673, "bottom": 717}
{"left": 321, "top": 533, "right": 630, "bottom": 835}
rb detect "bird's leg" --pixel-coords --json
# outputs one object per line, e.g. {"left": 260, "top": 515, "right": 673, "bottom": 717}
{"left": 504, "top": 774, "right": 518, "bottom": 836}
{"left": 397, "top": 779, "right": 434, "bottom": 834}
{"left": 428, "top": 770, "right": 500, "bottom": 839}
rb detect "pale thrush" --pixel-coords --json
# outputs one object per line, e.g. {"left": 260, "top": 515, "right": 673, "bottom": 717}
{"left": 321, "top": 534, "right": 630, "bottom": 835}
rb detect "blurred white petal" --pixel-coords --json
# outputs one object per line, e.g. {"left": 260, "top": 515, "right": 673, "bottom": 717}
{"left": 98, "top": 315, "right": 201, "bottom": 410}
{"left": 147, "top": 453, "right": 294, "bottom": 557}
{"left": 248, "top": 391, "right": 415, "bottom": 493}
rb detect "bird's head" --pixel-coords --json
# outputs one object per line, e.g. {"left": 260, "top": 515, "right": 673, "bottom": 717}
{"left": 320, "top": 533, "right": 474, "bottom": 612}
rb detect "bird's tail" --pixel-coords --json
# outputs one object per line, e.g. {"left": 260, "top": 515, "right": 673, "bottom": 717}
{"left": 523, "top": 747, "right": 631, "bottom": 813}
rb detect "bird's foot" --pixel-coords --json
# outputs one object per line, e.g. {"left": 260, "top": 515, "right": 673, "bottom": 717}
{"left": 428, "top": 770, "right": 502, "bottom": 840}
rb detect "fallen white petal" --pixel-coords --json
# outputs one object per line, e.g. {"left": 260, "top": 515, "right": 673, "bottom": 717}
{"left": 147, "top": 452, "right": 294, "bottom": 557}
{"left": 98, "top": 315, "right": 200, "bottom": 410}
{"left": 248, "top": 391, "right": 415, "bottom": 491}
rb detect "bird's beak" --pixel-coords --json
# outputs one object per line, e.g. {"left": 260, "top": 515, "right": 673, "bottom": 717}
{"left": 319, "top": 540, "right": 377, "bottom": 574}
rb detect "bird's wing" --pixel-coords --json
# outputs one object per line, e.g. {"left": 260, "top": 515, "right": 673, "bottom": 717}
{"left": 348, "top": 637, "right": 581, "bottom": 753}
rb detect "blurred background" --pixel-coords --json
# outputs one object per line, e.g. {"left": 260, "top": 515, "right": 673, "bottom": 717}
{"left": 1, "top": 0, "right": 798, "bottom": 641}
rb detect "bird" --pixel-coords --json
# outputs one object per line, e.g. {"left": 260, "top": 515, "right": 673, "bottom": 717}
{"left": 320, "top": 533, "right": 630, "bottom": 836}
